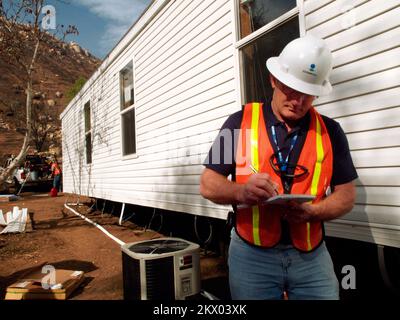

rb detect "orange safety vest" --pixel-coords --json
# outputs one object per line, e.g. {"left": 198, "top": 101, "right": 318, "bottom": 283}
{"left": 235, "top": 102, "right": 333, "bottom": 252}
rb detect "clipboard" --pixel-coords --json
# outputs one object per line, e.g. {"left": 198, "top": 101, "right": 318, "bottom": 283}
{"left": 237, "top": 194, "right": 315, "bottom": 209}
{"left": 266, "top": 194, "right": 315, "bottom": 205}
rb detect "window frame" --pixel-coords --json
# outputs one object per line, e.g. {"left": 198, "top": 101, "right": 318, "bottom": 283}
{"left": 233, "top": 0, "right": 306, "bottom": 105}
{"left": 119, "top": 59, "right": 138, "bottom": 160}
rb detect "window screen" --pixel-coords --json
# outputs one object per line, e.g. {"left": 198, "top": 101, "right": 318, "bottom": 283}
{"left": 84, "top": 101, "right": 92, "bottom": 164}
{"left": 239, "top": 0, "right": 297, "bottom": 39}
{"left": 120, "top": 61, "right": 137, "bottom": 156}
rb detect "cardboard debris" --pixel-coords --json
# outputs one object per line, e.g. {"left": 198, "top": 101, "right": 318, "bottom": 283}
{"left": 0, "top": 207, "right": 28, "bottom": 234}
{"left": 0, "top": 210, "right": 6, "bottom": 226}
{"left": 5, "top": 268, "right": 85, "bottom": 300}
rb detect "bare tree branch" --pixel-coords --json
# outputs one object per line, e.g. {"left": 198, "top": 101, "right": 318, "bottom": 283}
{"left": 0, "top": 0, "right": 79, "bottom": 189}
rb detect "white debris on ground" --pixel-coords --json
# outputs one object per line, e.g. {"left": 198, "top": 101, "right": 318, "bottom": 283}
{"left": 0, "top": 207, "right": 28, "bottom": 234}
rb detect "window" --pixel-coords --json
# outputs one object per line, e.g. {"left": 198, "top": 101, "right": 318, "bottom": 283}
{"left": 120, "top": 61, "right": 136, "bottom": 156}
{"left": 84, "top": 101, "right": 92, "bottom": 164}
{"left": 237, "top": 0, "right": 300, "bottom": 104}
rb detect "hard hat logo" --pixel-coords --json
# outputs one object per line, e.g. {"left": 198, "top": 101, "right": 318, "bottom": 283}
{"left": 303, "top": 63, "right": 318, "bottom": 77}
{"left": 266, "top": 35, "right": 333, "bottom": 97}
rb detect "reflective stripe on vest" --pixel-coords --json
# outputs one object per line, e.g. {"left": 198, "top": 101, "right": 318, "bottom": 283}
{"left": 307, "top": 115, "right": 324, "bottom": 251}
{"left": 250, "top": 103, "right": 261, "bottom": 245}
{"left": 235, "top": 102, "right": 333, "bottom": 252}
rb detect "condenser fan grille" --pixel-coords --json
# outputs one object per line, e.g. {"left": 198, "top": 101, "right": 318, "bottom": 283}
{"left": 127, "top": 239, "right": 190, "bottom": 254}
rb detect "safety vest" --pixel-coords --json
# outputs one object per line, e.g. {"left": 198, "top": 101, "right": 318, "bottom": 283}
{"left": 235, "top": 102, "right": 333, "bottom": 252}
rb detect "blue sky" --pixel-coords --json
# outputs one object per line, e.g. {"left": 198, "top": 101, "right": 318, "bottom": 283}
{"left": 48, "top": 0, "right": 151, "bottom": 59}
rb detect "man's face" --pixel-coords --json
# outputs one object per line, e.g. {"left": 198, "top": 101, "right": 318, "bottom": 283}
{"left": 270, "top": 75, "right": 315, "bottom": 123}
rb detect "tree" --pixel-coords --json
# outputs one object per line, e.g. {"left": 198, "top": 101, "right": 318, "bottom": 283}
{"left": 0, "top": 0, "right": 77, "bottom": 189}
{"left": 31, "top": 101, "right": 58, "bottom": 152}
{"left": 66, "top": 76, "right": 86, "bottom": 103}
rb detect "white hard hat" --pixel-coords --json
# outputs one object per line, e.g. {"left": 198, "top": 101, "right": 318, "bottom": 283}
{"left": 266, "top": 35, "right": 333, "bottom": 96}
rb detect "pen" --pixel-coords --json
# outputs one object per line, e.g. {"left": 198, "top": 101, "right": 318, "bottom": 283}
{"left": 249, "top": 164, "right": 279, "bottom": 195}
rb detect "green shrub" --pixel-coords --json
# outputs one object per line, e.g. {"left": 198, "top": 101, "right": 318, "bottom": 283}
{"left": 66, "top": 76, "right": 86, "bottom": 102}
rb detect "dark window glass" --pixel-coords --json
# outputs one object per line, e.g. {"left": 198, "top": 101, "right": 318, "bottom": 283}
{"left": 239, "top": 0, "right": 297, "bottom": 38}
{"left": 122, "top": 109, "right": 136, "bottom": 156}
{"left": 84, "top": 100, "right": 92, "bottom": 164}
{"left": 241, "top": 16, "right": 299, "bottom": 104}
{"left": 85, "top": 133, "right": 92, "bottom": 164}
{"left": 84, "top": 101, "right": 91, "bottom": 132}
{"left": 120, "top": 62, "right": 134, "bottom": 110}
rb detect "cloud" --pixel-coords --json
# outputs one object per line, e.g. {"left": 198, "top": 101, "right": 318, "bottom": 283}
{"left": 72, "top": 0, "right": 150, "bottom": 56}
{"left": 99, "top": 23, "right": 132, "bottom": 55}
{"left": 73, "top": 0, "right": 149, "bottom": 23}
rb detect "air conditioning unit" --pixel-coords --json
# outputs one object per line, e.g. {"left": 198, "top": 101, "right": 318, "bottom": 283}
{"left": 121, "top": 237, "right": 201, "bottom": 300}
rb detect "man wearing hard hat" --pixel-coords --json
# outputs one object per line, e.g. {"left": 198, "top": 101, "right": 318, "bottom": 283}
{"left": 200, "top": 35, "right": 358, "bottom": 300}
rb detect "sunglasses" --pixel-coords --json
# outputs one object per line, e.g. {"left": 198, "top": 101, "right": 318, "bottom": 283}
{"left": 274, "top": 79, "right": 311, "bottom": 98}
{"left": 269, "top": 151, "right": 309, "bottom": 179}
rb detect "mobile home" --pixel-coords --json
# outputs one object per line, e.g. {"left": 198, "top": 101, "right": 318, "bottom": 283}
{"left": 61, "top": 0, "right": 400, "bottom": 258}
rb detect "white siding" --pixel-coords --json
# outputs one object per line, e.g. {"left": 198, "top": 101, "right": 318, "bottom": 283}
{"left": 61, "top": 0, "right": 234, "bottom": 219}
{"left": 306, "top": 0, "right": 400, "bottom": 247}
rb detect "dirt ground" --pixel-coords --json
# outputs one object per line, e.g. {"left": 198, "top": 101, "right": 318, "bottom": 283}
{"left": 0, "top": 130, "right": 26, "bottom": 162}
{"left": 0, "top": 192, "right": 229, "bottom": 300}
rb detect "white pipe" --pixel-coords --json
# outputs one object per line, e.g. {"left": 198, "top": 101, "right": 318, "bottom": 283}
{"left": 119, "top": 203, "right": 125, "bottom": 225}
{"left": 200, "top": 289, "right": 220, "bottom": 300}
{"left": 377, "top": 245, "right": 395, "bottom": 291}
{"left": 64, "top": 203, "right": 125, "bottom": 246}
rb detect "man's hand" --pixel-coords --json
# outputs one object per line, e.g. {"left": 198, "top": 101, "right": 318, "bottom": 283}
{"left": 237, "top": 173, "right": 279, "bottom": 205}
{"left": 281, "top": 181, "right": 356, "bottom": 223}
{"left": 281, "top": 201, "right": 320, "bottom": 223}
{"left": 200, "top": 168, "right": 279, "bottom": 205}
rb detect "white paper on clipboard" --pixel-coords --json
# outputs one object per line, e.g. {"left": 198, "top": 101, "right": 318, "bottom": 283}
{"left": 236, "top": 194, "right": 315, "bottom": 209}
{"left": 266, "top": 194, "right": 315, "bottom": 205}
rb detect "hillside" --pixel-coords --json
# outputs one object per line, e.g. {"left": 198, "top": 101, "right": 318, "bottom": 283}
{"left": 0, "top": 25, "right": 101, "bottom": 163}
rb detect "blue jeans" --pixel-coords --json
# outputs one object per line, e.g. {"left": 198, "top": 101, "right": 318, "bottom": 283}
{"left": 228, "top": 229, "right": 339, "bottom": 300}
{"left": 53, "top": 175, "right": 61, "bottom": 191}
